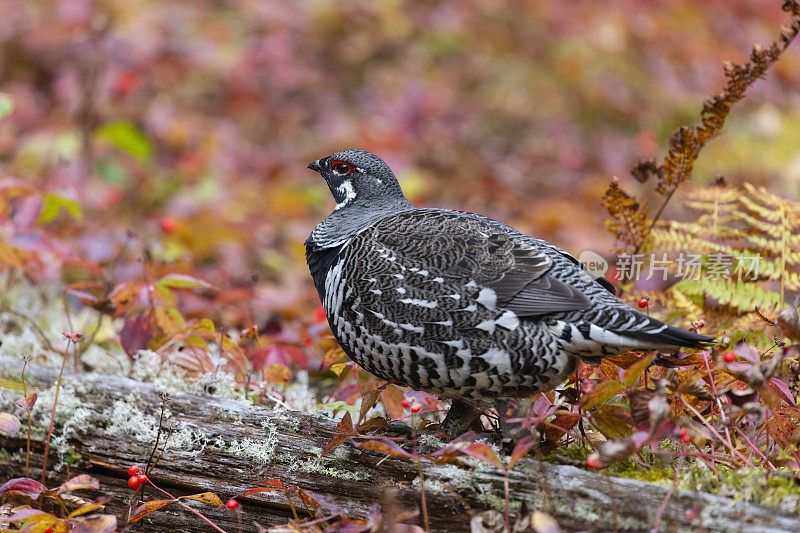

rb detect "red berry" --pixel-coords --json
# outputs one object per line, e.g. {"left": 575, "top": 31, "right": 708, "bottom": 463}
{"left": 678, "top": 428, "right": 688, "bottom": 438}
{"left": 128, "top": 465, "right": 140, "bottom": 476}
{"left": 114, "top": 70, "right": 142, "bottom": 95}
{"left": 137, "top": 474, "right": 148, "bottom": 485}
{"left": 226, "top": 498, "right": 239, "bottom": 510}
{"left": 410, "top": 403, "right": 421, "bottom": 413}
{"left": 682, "top": 434, "right": 692, "bottom": 444}
{"left": 638, "top": 298, "right": 649, "bottom": 308}
{"left": 586, "top": 458, "right": 599, "bottom": 469}
{"left": 160, "top": 217, "right": 177, "bottom": 233}
{"left": 723, "top": 352, "right": 736, "bottom": 363}
{"left": 401, "top": 398, "right": 411, "bottom": 408}
{"left": 684, "top": 509, "right": 696, "bottom": 520}
{"left": 128, "top": 476, "right": 141, "bottom": 489}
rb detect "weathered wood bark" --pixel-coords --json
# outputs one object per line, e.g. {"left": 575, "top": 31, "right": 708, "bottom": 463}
{"left": 1, "top": 357, "right": 798, "bottom": 533}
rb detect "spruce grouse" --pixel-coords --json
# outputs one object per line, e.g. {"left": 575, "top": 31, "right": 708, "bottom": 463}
{"left": 305, "top": 148, "right": 712, "bottom": 435}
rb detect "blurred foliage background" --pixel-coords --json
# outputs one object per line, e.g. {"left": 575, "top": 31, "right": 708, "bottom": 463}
{"left": 1, "top": 0, "right": 799, "bottom": 331}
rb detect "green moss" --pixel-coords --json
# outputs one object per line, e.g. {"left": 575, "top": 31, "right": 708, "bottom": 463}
{"left": 478, "top": 492, "right": 522, "bottom": 513}
{"left": 541, "top": 442, "right": 592, "bottom": 463}
{"left": 608, "top": 455, "right": 800, "bottom": 508}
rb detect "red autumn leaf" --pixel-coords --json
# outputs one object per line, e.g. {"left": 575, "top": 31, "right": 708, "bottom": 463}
{"left": 356, "top": 439, "right": 414, "bottom": 458}
{"left": 356, "top": 416, "right": 389, "bottom": 433}
{"left": 296, "top": 489, "right": 323, "bottom": 510}
{"left": 239, "top": 487, "right": 284, "bottom": 496}
{"left": 765, "top": 408, "right": 800, "bottom": 446}
{"left": 508, "top": 435, "right": 538, "bottom": 470}
{"left": 46, "top": 474, "right": 99, "bottom": 497}
{"left": 181, "top": 492, "right": 225, "bottom": 506}
{"left": 544, "top": 411, "right": 582, "bottom": 443}
{"left": 336, "top": 411, "right": 355, "bottom": 434}
{"left": 380, "top": 384, "right": 405, "bottom": 420}
{"left": 322, "top": 433, "right": 353, "bottom": 457}
{"left": 129, "top": 500, "right": 174, "bottom": 521}
{"left": 0, "top": 477, "right": 47, "bottom": 500}
{"left": 455, "top": 442, "right": 505, "bottom": 471}
{"left": 259, "top": 478, "right": 287, "bottom": 489}
{"left": 768, "top": 377, "right": 796, "bottom": 406}
{"left": 14, "top": 392, "right": 37, "bottom": 409}
{"left": 358, "top": 388, "right": 382, "bottom": 426}
{"left": 120, "top": 311, "right": 154, "bottom": 358}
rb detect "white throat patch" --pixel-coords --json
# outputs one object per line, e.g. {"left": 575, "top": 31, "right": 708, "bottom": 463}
{"left": 334, "top": 180, "right": 357, "bottom": 211}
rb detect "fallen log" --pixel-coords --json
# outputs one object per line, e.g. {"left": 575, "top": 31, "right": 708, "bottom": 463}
{"left": 0, "top": 357, "right": 798, "bottom": 532}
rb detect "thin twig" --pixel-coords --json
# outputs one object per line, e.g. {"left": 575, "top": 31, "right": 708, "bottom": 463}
{"left": 61, "top": 293, "right": 78, "bottom": 371}
{"left": 680, "top": 397, "right": 753, "bottom": 467}
{"left": 735, "top": 427, "right": 776, "bottom": 471}
{"left": 652, "top": 455, "right": 684, "bottom": 533}
{"left": 503, "top": 473, "right": 511, "bottom": 533}
{"left": 413, "top": 427, "right": 430, "bottom": 532}
{"left": 703, "top": 355, "right": 735, "bottom": 455}
{"left": 41, "top": 338, "right": 72, "bottom": 484}
{"left": 142, "top": 479, "right": 227, "bottom": 533}
{"left": 146, "top": 393, "right": 170, "bottom": 474}
{"left": 21, "top": 357, "right": 32, "bottom": 477}
{"left": 633, "top": 185, "right": 680, "bottom": 256}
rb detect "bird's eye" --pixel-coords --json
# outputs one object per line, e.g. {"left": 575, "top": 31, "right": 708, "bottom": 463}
{"left": 331, "top": 160, "right": 353, "bottom": 175}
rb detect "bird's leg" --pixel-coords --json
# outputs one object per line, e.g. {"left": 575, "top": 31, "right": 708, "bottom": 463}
{"left": 440, "top": 399, "right": 480, "bottom": 436}
{"left": 494, "top": 397, "right": 527, "bottom": 447}
{"left": 494, "top": 397, "right": 512, "bottom": 442}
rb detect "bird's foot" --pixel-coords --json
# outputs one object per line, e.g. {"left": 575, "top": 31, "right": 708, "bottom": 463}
{"left": 493, "top": 398, "right": 531, "bottom": 452}
{"left": 439, "top": 398, "right": 481, "bottom": 436}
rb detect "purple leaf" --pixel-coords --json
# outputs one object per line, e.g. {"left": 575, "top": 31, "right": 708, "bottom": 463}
{"left": 120, "top": 312, "right": 154, "bottom": 359}
{"left": 0, "top": 412, "right": 21, "bottom": 436}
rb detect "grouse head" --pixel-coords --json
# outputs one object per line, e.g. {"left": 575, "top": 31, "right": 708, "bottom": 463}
{"left": 308, "top": 149, "right": 409, "bottom": 212}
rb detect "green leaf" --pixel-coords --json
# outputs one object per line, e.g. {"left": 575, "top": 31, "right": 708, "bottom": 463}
{"left": 39, "top": 193, "right": 82, "bottom": 224}
{"left": 157, "top": 273, "right": 213, "bottom": 290}
{"left": 624, "top": 353, "right": 655, "bottom": 388}
{"left": 580, "top": 381, "right": 625, "bottom": 410}
{"left": 316, "top": 401, "right": 358, "bottom": 412}
{"left": 0, "top": 92, "right": 13, "bottom": 120}
{"left": 96, "top": 159, "right": 129, "bottom": 185}
{"left": 0, "top": 377, "right": 25, "bottom": 392}
{"left": 95, "top": 121, "right": 152, "bottom": 161}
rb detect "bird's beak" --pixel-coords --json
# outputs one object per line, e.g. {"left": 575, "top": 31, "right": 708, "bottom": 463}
{"left": 307, "top": 159, "right": 324, "bottom": 173}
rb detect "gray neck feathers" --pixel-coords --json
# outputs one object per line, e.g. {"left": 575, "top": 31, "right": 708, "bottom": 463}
{"left": 309, "top": 195, "right": 414, "bottom": 249}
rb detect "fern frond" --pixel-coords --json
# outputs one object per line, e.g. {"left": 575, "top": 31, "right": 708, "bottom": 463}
{"left": 671, "top": 278, "right": 783, "bottom": 313}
